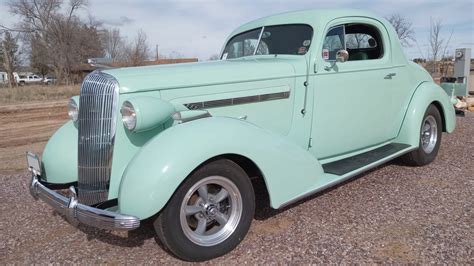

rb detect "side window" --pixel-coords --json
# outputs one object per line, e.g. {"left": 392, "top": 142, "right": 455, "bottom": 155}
{"left": 345, "top": 24, "right": 383, "bottom": 61}
{"left": 227, "top": 39, "right": 259, "bottom": 59}
{"left": 255, "top": 41, "right": 270, "bottom": 55}
{"left": 222, "top": 28, "right": 261, "bottom": 59}
{"left": 346, "top": 34, "right": 373, "bottom": 49}
{"left": 323, "top": 23, "right": 384, "bottom": 61}
{"left": 322, "top": 26, "right": 344, "bottom": 61}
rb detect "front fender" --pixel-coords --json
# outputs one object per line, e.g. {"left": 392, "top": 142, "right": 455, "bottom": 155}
{"left": 42, "top": 121, "right": 78, "bottom": 183}
{"left": 396, "top": 81, "right": 455, "bottom": 146}
{"left": 118, "top": 117, "right": 324, "bottom": 219}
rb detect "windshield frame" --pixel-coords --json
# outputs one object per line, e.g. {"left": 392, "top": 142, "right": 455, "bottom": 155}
{"left": 221, "top": 23, "right": 314, "bottom": 60}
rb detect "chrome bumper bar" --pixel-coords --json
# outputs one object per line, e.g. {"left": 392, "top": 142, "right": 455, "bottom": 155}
{"left": 28, "top": 174, "right": 140, "bottom": 231}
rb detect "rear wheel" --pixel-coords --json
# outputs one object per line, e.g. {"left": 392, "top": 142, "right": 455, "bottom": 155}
{"left": 154, "top": 159, "right": 255, "bottom": 261}
{"left": 402, "top": 104, "right": 442, "bottom": 166}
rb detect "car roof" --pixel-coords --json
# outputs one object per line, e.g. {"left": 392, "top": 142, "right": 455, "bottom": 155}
{"left": 230, "top": 9, "right": 386, "bottom": 35}
{"left": 225, "top": 8, "right": 407, "bottom": 65}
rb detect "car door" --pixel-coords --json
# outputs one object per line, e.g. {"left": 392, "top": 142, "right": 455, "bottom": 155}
{"left": 310, "top": 18, "right": 395, "bottom": 159}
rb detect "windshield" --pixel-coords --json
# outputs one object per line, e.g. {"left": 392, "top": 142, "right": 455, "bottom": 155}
{"left": 222, "top": 24, "right": 313, "bottom": 59}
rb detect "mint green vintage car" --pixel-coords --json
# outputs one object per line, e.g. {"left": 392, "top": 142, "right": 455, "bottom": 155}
{"left": 27, "top": 9, "right": 455, "bottom": 261}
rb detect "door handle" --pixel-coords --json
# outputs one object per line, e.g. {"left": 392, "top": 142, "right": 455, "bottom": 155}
{"left": 384, "top": 73, "right": 396, "bottom": 79}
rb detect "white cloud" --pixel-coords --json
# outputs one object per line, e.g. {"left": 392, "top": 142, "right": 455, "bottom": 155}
{"left": 99, "top": 16, "right": 135, "bottom": 27}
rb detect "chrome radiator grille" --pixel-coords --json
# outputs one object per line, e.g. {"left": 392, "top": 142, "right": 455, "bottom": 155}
{"left": 77, "top": 72, "right": 119, "bottom": 205}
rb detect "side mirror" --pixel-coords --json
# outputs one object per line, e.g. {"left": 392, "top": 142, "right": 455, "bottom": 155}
{"left": 336, "top": 49, "right": 349, "bottom": 63}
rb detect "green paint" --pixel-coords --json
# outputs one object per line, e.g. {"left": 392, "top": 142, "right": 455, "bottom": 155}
{"left": 40, "top": 9, "right": 456, "bottom": 220}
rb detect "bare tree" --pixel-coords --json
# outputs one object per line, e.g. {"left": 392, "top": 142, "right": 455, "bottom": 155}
{"left": 438, "top": 27, "right": 454, "bottom": 77}
{"left": 0, "top": 31, "right": 21, "bottom": 87}
{"left": 429, "top": 18, "right": 444, "bottom": 74}
{"left": 45, "top": 15, "right": 102, "bottom": 83}
{"left": 4, "top": 0, "right": 102, "bottom": 83}
{"left": 102, "top": 28, "right": 124, "bottom": 62}
{"left": 30, "top": 33, "right": 50, "bottom": 77}
{"left": 346, "top": 34, "right": 369, "bottom": 48}
{"left": 386, "top": 14, "right": 415, "bottom": 47}
{"left": 7, "top": 0, "right": 61, "bottom": 33}
{"left": 124, "top": 29, "right": 149, "bottom": 66}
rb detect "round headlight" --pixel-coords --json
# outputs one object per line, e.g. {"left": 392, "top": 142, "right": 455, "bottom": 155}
{"left": 121, "top": 101, "right": 136, "bottom": 130}
{"left": 68, "top": 98, "right": 79, "bottom": 122}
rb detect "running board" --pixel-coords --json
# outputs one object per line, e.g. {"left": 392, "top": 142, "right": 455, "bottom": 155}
{"left": 322, "top": 143, "right": 411, "bottom": 176}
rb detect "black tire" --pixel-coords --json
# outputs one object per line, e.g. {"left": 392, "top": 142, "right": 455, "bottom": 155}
{"left": 154, "top": 159, "right": 255, "bottom": 261}
{"left": 402, "top": 104, "right": 442, "bottom": 166}
{"left": 19, "top": 81, "right": 25, "bottom": 86}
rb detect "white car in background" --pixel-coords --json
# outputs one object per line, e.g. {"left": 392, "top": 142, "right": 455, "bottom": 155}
{"left": 43, "top": 76, "right": 57, "bottom": 85}
{"left": 16, "top": 74, "right": 42, "bottom": 86}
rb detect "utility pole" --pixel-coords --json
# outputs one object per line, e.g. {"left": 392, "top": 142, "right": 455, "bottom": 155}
{"left": 155, "top": 44, "right": 159, "bottom": 60}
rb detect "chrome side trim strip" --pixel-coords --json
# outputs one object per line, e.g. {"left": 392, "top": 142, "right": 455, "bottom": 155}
{"left": 172, "top": 110, "right": 212, "bottom": 124}
{"left": 184, "top": 91, "right": 290, "bottom": 110}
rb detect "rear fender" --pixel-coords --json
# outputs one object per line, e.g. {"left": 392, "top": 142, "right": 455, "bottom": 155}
{"left": 396, "top": 81, "right": 455, "bottom": 146}
{"left": 118, "top": 117, "right": 323, "bottom": 220}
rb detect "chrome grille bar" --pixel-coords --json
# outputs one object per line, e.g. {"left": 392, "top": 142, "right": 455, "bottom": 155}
{"left": 77, "top": 71, "right": 119, "bottom": 205}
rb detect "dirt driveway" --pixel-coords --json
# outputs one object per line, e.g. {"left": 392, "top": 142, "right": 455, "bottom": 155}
{"left": 0, "top": 101, "right": 68, "bottom": 175}
{"left": 0, "top": 104, "right": 472, "bottom": 263}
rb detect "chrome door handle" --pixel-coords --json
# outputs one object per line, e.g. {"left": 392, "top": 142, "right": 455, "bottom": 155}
{"left": 384, "top": 73, "right": 396, "bottom": 79}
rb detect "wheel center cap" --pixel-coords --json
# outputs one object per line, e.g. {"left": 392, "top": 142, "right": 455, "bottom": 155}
{"left": 206, "top": 205, "right": 218, "bottom": 217}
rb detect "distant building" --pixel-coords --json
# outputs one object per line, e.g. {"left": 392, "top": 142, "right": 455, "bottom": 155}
{"left": 0, "top": 72, "right": 6, "bottom": 84}
{"left": 0, "top": 72, "right": 29, "bottom": 83}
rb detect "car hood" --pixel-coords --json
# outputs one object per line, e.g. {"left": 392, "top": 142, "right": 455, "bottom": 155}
{"left": 102, "top": 58, "right": 297, "bottom": 94}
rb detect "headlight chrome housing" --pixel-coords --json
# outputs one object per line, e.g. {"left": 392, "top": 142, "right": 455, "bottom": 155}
{"left": 120, "top": 97, "right": 176, "bottom": 133}
{"left": 121, "top": 101, "right": 137, "bottom": 130}
{"left": 68, "top": 98, "right": 79, "bottom": 122}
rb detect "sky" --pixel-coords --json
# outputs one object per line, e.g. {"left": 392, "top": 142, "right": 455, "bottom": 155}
{"left": 0, "top": 0, "right": 473, "bottom": 61}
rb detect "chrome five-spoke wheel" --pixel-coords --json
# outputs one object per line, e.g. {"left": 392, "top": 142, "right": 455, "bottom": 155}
{"left": 180, "top": 176, "right": 243, "bottom": 246}
{"left": 420, "top": 115, "right": 438, "bottom": 154}
{"left": 402, "top": 104, "right": 442, "bottom": 166}
{"left": 154, "top": 159, "right": 255, "bottom": 261}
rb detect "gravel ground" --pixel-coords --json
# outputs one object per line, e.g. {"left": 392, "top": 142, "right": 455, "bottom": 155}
{"left": 1, "top": 113, "right": 473, "bottom": 264}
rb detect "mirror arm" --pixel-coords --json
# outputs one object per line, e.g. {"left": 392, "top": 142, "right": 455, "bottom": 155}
{"left": 324, "top": 61, "right": 337, "bottom": 71}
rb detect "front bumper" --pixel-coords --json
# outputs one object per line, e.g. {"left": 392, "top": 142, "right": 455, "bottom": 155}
{"left": 28, "top": 173, "right": 140, "bottom": 231}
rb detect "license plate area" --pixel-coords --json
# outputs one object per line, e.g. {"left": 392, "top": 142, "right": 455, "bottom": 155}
{"left": 26, "top": 151, "right": 41, "bottom": 176}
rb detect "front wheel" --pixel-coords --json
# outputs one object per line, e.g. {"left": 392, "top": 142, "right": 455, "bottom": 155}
{"left": 402, "top": 104, "right": 442, "bottom": 166}
{"left": 154, "top": 159, "right": 255, "bottom": 261}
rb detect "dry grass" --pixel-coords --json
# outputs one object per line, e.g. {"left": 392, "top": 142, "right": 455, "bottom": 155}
{"left": 0, "top": 84, "right": 80, "bottom": 104}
